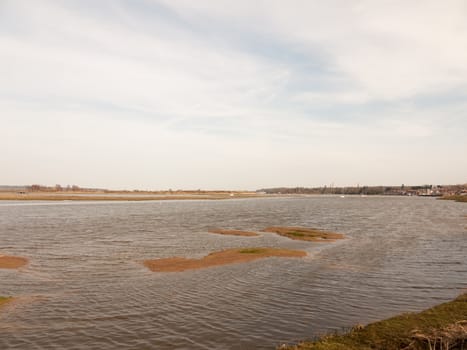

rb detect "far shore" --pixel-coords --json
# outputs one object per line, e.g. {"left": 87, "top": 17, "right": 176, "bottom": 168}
{"left": 0, "top": 255, "right": 28, "bottom": 269}
{"left": 0, "top": 191, "right": 262, "bottom": 201}
{"left": 143, "top": 247, "right": 306, "bottom": 272}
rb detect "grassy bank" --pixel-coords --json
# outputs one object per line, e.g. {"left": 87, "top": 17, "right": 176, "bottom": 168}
{"left": 439, "top": 195, "right": 467, "bottom": 203}
{"left": 280, "top": 293, "right": 467, "bottom": 350}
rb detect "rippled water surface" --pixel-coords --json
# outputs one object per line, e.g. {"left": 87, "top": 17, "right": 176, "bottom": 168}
{"left": 1, "top": 197, "right": 466, "bottom": 349}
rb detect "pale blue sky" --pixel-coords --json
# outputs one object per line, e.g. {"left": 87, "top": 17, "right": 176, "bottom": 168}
{"left": 1, "top": 0, "right": 466, "bottom": 190}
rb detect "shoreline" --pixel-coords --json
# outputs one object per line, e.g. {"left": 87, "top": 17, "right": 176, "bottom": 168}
{"left": 0, "top": 191, "right": 262, "bottom": 201}
{"left": 2, "top": 191, "right": 463, "bottom": 202}
{"left": 279, "top": 293, "right": 467, "bottom": 350}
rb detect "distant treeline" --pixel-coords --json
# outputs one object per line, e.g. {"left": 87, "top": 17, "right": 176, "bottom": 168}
{"left": 257, "top": 184, "right": 467, "bottom": 196}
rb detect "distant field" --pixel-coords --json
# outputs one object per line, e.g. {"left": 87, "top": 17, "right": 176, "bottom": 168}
{"left": 0, "top": 191, "right": 261, "bottom": 201}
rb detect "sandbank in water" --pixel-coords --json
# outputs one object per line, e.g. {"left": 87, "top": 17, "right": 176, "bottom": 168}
{"left": 144, "top": 247, "right": 306, "bottom": 272}
{"left": 0, "top": 255, "right": 28, "bottom": 269}
{"left": 208, "top": 228, "right": 259, "bottom": 237}
{"left": 262, "top": 226, "right": 345, "bottom": 242}
{"left": 0, "top": 296, "right": 12, "bottom": 308}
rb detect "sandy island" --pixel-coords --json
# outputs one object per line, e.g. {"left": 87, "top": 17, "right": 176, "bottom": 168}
{"left": 262, "top": 226, "right": 345, "bottom": 242}
{"left": 0, "top": 255, "right": 28, "bottom": 269}
{"left": 0, "top": 296, "right": 13, "bottom": 308}
{"left": 208, "top": 228, "right": 259, "bottom": 237}
{"left": 143, "top": 247, "right": 306, "bottom": 272}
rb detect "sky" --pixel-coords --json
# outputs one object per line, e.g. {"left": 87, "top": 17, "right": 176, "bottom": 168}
{"left": 1, "top": 0, "right": 466, "bottom": 190}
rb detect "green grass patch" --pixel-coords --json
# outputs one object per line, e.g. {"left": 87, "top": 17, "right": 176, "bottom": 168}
{"left": 280, "top": 293, "right": 467, "bottom": 350}
{"left": 239, "top": 248, "right": 266, "bottom": 254}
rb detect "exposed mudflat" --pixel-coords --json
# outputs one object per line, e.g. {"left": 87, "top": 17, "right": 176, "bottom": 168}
{"left": 262, "top": 226, "right": 345, "bottom": 241}
{"left": 143, "top": 248, "right": 306, "bottom": 272}
{"left": 0, "top": 297, "right": 12, "bottom": 308}
{"left": 0, "top": 255, "right": 28, "bottom": 269}
{"left": 208, "top": 228, "right": 259, "bottom": 237}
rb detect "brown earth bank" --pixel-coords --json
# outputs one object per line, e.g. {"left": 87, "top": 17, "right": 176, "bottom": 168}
{"left": 143, "top": 248, "right": 306, "bottom": 272}
{"left": 262, "top": 226, "right": 345, "bottom": 242}
{"left": 208, "top": 228, "right": 259, "bottom": 237}
{"left": 0, "top": 255, "right": 28, "bottom": 269}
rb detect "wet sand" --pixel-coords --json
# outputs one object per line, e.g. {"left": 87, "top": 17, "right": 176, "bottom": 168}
{"left": 0, "top": 255, "right": 28, "bottom": 269}
{"left": 262, "top": 226, "right": 345, "bottom": 242}
{"left": 144, "top": 248, "right": 306, "bottom": 272}
{"left": 208, "top": 228, "right": 259, "bottom": 237}
{"left": 0, "top": 297, "right": 12, "bottom": 308}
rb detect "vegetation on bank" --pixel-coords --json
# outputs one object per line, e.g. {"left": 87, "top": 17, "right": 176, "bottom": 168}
{"left": 280, "top": 293, "right": 467, "bottom": 350}
{"left": 439, "top": 195, "right": 467, "bottom": 203}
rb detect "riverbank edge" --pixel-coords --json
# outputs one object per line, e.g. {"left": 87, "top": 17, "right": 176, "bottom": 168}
{"left": 279, "top": 293, "right": 467, "bottom": 350}
{"left": 439, "top": 195, "right": 467, "bottom": 203}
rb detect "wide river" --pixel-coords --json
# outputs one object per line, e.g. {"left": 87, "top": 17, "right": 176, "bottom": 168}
{"left": 0, "top": 196, "right": 466, "bottom": 349}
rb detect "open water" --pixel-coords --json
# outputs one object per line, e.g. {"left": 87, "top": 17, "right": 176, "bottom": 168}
{"left": 0, "top": 196, "right": 466, "bottom": 349}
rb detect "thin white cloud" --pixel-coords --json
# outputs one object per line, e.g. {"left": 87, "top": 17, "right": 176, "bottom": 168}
{"left": 161, "top": 0, "right": 467, "bottom": 100}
